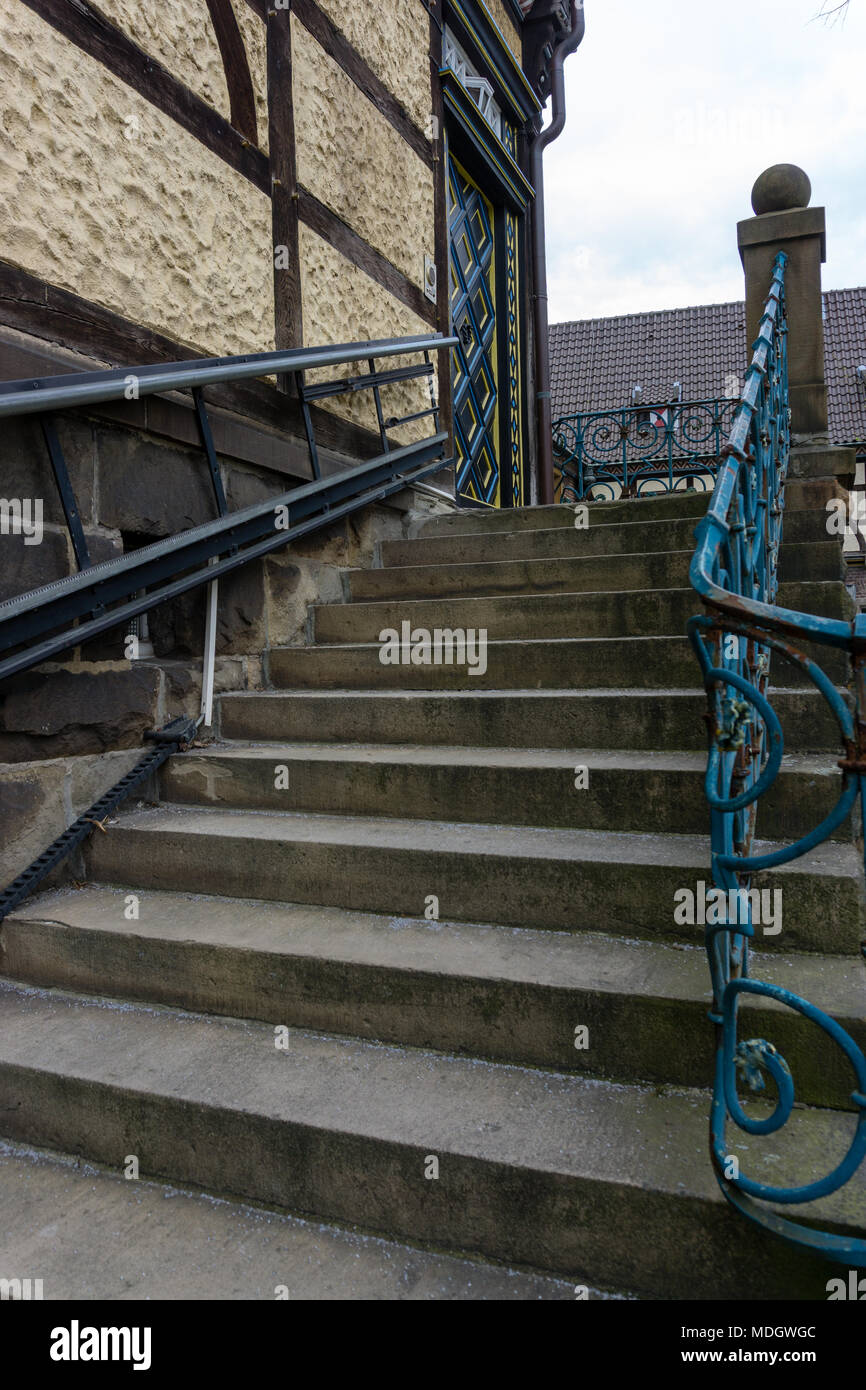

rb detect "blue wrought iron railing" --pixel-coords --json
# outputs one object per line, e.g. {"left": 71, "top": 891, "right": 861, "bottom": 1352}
{"left": 553, "top": 396, "right": 739, "bottom": 502}
{"left": 689, "top": 250, "right": 866, "bottom": 1264}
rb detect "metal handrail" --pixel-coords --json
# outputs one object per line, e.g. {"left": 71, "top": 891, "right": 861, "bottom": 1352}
{"left": 0, "top": 334, "right": 451, "bottom": 417}
{"left": 0, "top": 330, "right": 457, "bottom": 917}
{"left": 0, "top": 332, "right": 456, "bottom": 683}
{"left": 687, "top": 251, "right": 866, "bottom": 1266}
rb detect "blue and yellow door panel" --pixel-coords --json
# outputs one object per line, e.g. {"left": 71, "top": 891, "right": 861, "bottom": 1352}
{"left": 447, "top": 157, "right": 501, "bottom": 508}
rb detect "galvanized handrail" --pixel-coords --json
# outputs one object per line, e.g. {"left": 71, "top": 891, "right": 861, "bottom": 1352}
{"left": 0, "top": 334, "right": 448, "bottom": 417}
{"left": 0, "top": 333, "right": 456, "bottom": 683}
{"left": 688, "top": 250, "right": 866, "bottom": 1266}
{"left": 0, "top": 330, "right": 456, "bottom": 917}
{"left": 553, "top": 396, "right": 739, "bottom": 501}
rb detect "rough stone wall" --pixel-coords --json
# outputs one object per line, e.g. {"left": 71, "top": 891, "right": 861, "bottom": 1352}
{"left": 314, "top": 0, "right": 432, "bottom": 133}
{"left": 0, "top": 4, "right": 274, "bottom": 358}
{"left": 482, "top": 0, "right": 523, "bottom": 60}
{"left": 0, "top": 747, "right": 149, "bottom": 892}
{"left": 292, "top": 17, "right": 435, "bottom": 292}
{"left": 0, "top": 0, "right": 457, "bottom": 890}
{"left": 0, "top": 475, "right": 453, "bottom": 887}
{"left": 298, "top": 223, "right": 438, "bottom": 443}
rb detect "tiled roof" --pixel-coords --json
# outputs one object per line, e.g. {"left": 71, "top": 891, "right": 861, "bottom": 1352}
{"left": 824, "top": 288, "right": 866, "bottom": 444}
{"left": 549, "top": 287, "right": 866, "bottom": 445}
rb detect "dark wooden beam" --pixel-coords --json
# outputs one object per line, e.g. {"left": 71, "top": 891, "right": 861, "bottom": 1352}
{"left": 267, "top": 4, "right": 304, "bottom": 359}
{"left": 297, "top": 189, "right": 436, "bottom": 327}
{"left": 0, "top": 302, "right": 386, "bottom": 471}
{"left": 0, "top": 262, "right": 287, "bottom": 424}
{"left": 22, "top": 0, "right": 270, "bottom": 192}
{"left": 292, "top": 0, "right": 433, "bottom": 170}
{"left": 243, "top": 0, "right": 267, "bottom": 21}
{"left": 205, "top": 0, "right": 259, "bottom": 145}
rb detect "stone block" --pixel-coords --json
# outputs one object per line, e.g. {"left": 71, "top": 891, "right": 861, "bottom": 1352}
{"left": 96, "top": 427, "right": 215, "bottom": 536}
{"left": 216, "top": 562, "right": 267, "bottom": 655}
{"left": 0, "top": 527, "right": 69, "bottom": 603}
{"left": 0, "top": 747, "right": 149, "bottom": 887}
{"left": 789, "top": 445, "right": 857, "bottom": 481}
{"left": 224, "top": 464, "right": 279, "bottom": 513}
{"left": 0, "top": 664, "right": 161, "bottom": 757}
{"left": 0, "top": 760, "right": 67, "bottom": 885}
{"left": 265, "top": 553, "right": 343, "bottom": 647}
{"left": 84, "top": 529, "right": 125, "bottom": 567}
{"left": 0, "top": 414, "right": 96, "bottom": 528}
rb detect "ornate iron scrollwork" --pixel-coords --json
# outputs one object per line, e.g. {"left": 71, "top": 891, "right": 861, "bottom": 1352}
{"left": 689, "top": 251, "right": 866, "bottom": 1264}
{"left": 552, "top": 397, "right": 739, "bottom": 502}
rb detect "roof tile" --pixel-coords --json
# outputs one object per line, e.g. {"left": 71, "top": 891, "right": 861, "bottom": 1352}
{"left": 549, "top": 289, "right": 866, "bottom": 445}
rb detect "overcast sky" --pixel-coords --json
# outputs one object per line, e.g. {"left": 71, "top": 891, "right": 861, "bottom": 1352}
{"left": 543, "top": 0, "right": 866, "bottom": 325}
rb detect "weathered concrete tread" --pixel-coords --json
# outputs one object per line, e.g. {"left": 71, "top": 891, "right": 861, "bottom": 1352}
{"left": 9, "top": 885, "right": 864, "bottom": 1019}
{"left": 83, "top": 801, "right": 861, "bottom": 875}
{"left": 0, "top": 1140, "right": 580, "bottom": 1301}
{"left": 0, "top": 982, "right": 862, "bottom": 1236}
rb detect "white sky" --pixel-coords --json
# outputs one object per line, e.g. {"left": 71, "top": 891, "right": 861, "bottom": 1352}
{"left": 544, "top": 0, "right": 866, "bottom": 324}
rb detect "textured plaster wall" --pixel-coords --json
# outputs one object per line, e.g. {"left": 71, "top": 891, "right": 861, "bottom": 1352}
{"left": 0, "top": 4, "right": 275, "bottom": 357}
{"left": 482, "top": 0, "right": 522, "bottom": 60}
{"left": 299, "top": 223, "right": 437, "bottom": 442}
{"left": 96, "top": 0, "right": 230, "bottom": 120}
{"left": 89, "top": 0, "right": 269, "bottom": 152}
{"left": 314, "top": 0, "right": 432, "bottom": 134}
{"left": 231, "top": 0, "right": 270, "bottom": 153}
{"left": 292, "top": 17, "right": 435, "bottom": 293}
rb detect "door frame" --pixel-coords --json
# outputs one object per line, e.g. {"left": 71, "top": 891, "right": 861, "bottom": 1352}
{"left": 440, "top": 70, "right": 534, "bottom": 508}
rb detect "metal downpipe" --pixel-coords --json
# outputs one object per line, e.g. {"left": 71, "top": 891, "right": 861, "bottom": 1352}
{"left": 529, "top": 0, "right": 586, "bottom": 506}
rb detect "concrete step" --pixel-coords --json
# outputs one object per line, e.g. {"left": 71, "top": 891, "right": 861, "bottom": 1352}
{"left": 219, "top": 688, "right": 845, "bottom": 754}
{"left": 784, "top": 476, "right": 846, "bottom": 512}
{"left": 349, "top": 544, "right": 843, "bottom": 603}
{"left": 159, "top": 743, "right": 853, "bottom": 843}
{"left": 0, "top": 982, "right": 860, "bottom": 1299}
{"left": 382, "top": 509, "right": 836, "bottom": 568}
{"left": 790, "top": 445, "right": 857, "bottom": 480}
{"left": 418, "top": 475, "right": 839, "bottom": 534}
{"left": 268, "top": 636, "right": 849, "bottom": 692}
{"left": 6, "top": 885, "right": 864, "bottom": 1108}
{"left": 84, "top": 804, "right": 865, "bottom": 953}
{"left": 352, "top": 549, "right": 699, "bottom": 602}
{"left": 270, "top": 636, "right": 699, "bottom": 691}
{"left": 418, "top": 492, "right": 711, "bottom": 537}
{"left": 310, "top": 581, "right": 853, "bottom": 646}
{"left": 0, "top": 1137, "right": 579, "bottom": 1300}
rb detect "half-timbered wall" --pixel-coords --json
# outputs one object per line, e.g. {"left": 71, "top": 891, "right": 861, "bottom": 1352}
{"left": 0, "top": 0, "right": 541, "bottom": 881}
{"left": 0, "top": 0, "right": 451, "bottom": 437}
{"left": 0, "top": 1, "right": 275, "bottom": 359}
{"left": 0, "top": 0, "right": 535, "bottom": 453}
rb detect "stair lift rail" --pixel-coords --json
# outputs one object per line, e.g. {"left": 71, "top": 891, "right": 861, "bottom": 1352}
{"left": 0, "top": 332, "right": 456, "bottom": 916}
{"left": 0, "top": 334, "right": 455, "bottom": 683}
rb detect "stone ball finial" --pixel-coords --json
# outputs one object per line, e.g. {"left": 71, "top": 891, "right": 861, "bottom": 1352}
{"left": 750, "top": 164, "right": 812, "bottom": 216}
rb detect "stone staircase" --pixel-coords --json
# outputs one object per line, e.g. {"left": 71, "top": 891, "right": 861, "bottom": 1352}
{"left": 2, "top": 483, "right": 865, "bottom": 1300}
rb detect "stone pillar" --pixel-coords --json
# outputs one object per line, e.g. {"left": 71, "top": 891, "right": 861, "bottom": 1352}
{"left": 737, "top": 164, "right": 827, "bottom": 439}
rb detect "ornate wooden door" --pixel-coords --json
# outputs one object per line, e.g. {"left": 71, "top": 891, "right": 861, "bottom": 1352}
{"left": 447, "top": 156, "right": 500, "bottom": 507}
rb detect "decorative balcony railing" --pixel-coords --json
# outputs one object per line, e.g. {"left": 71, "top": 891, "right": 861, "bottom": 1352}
{"left": 688, "top": 250, "right": 866, "bottom": 1265}
{"left": 553, "top": 397, "right": 739, "bottom": 502}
